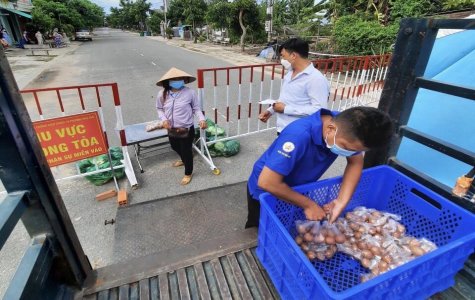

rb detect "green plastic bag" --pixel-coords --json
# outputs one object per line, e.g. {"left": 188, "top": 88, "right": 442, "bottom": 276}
{"left": 78, "top": 147, "right": 126, "bottom": 186}
{"left": 214, "top": 141, "right": 226, "bottom": 152}
{"left": 194, "top": 118, "right": 240, "bottom": 158}
{"left": 208, "top": 140, "right": 240, "bottom": 158}
{"left": 204, "top": 118, "right": 225, "bottom": 137}
{"left": 222, "top": 140, "right": 240, "bottom": 157}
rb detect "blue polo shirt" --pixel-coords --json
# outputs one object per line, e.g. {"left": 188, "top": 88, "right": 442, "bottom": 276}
{"left": 248, "top": 109, "right": 338, "bottom": 200}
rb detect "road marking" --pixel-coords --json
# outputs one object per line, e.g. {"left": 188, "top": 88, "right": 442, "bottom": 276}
{"left": 140, "top": 53, "right": 144, "bottom": 56}
{"left": 151, "top": 62, "right": 156, "bottom": 66}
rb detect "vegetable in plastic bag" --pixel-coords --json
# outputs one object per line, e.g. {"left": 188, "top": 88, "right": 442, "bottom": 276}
{"left": 214, "top": 141, "right": 226, "bottom": 152}
{"left": 77, "top": 147, "right": 125, "bottom": 186}
{"left": 195, "top": 118, "right": 240, "bottom": 157}
{"left": 223, "top": 140, "right": 240, "bottom": 157}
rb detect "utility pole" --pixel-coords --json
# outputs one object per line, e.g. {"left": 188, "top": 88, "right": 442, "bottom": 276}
{"left": 164, "top": 0, "right": 168, "bottom": 38}
{"left": 266, "top": 0, "right": 273, "bottom": 43}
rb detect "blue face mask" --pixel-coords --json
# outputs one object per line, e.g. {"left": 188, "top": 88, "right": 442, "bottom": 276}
{"left": 169, "top": 80, "right": 185, "bottom": 90}
{"left": 325, "top": 126, "right": 358, "bottom": 157}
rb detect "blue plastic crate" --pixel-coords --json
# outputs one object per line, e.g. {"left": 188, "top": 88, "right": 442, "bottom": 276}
{"left": 256, "top": 166, "right": 475, "bottom": 300}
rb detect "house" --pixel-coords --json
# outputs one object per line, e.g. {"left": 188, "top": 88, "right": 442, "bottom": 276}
{"left": 0, "top": 0, "right": 33, "bottom": 44}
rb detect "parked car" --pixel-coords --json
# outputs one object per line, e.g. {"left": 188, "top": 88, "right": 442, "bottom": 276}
{"left": 75, "top": 29, "right": 92, "bottom": 41}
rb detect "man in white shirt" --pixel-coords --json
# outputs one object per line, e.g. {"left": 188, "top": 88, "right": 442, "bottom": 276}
{"left": 259, "top": 38, "right": 330, "bottom": 134}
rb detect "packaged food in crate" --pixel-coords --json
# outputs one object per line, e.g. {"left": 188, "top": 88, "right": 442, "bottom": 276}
{"left": 256, "top": 166, "right": 475, "bottom": 300}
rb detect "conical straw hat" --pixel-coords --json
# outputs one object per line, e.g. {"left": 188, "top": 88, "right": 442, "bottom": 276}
{"left": 156, "top": 67, "right": 196, "bottom": 86}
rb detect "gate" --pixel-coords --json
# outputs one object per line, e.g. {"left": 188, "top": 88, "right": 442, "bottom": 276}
{"left": 20, "top": 83, "right": 138, "bottom": 188}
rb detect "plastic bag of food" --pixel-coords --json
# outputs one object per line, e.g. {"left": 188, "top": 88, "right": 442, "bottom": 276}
{"left": 78, "top": 147, "right": 125, "bottom": 186}
{"left": 145, "top": 120, "right": 163, "bottom": 132}
{"left": 335, "top": 218, "right": 353, "bottom": 237}
{"left": 419, "top": 238, "right": 437, "bottom": 253}
{"left": 360, "top": 273, "right": 376, "bottom": 283}
{"left": 294, "top": 220, "right": 345, "bottom": 261}
{"left": 222, "top": 140, "right": 240, "bottom": 157}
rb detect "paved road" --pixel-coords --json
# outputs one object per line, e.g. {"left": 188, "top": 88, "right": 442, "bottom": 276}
{"left": 0, "top": 28, "right": 347, "bottom": 297}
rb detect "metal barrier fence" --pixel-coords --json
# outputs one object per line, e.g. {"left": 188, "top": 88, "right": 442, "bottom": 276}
{"left": 196, "top": 54, "right": 392, "bottom": 145}
{"left": 20, "top": 83, "right": 138, "bottom": 188}
{"left": 16, "top": 55, "right": 392, "bottom": 186}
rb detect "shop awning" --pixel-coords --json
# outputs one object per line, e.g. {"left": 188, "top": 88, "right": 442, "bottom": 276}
{"left": 2, "top": 7, "right": 32, "bottom": 19}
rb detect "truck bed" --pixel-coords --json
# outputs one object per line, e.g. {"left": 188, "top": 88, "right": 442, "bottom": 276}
{"left": 78, "top": 184, "right": 475, "bottom": 300}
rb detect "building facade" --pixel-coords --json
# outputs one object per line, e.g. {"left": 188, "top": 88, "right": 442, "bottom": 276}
{"left": 0, "top": 0, "right": 33, "bottom": 44}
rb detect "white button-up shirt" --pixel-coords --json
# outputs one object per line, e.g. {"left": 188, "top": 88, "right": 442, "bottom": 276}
{"left": 270, "top": 63, "right": 330, "bottom": 132}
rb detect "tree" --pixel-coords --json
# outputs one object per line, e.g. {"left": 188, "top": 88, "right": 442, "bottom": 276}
{"left": 107, "top": 0, "right": 151, "bottom": 30}
{"left": 231, "top": 0, "right": 262, "bottom": 51}
{"left": 206, "top": 0, "right": 232, "bottom": 32}
{"left": 148, "top": 11, "right": 164, "bottom": 34}
{"left": 167, "top": 0, "right": 186, "bottom": 27}
{"left": 288, "top": 0, "right": 315, "bottom": 24}
{"left": 31, "top": 0, "right": 104, "bottom": 35}
{"left": 183, "top": 0, "right": 207, "bottom": 30}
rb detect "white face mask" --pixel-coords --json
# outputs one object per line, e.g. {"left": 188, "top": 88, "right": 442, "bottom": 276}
{"left": 280, "top": 58, "right": 291, "bottom": 69}
{"left": 325, "top": 126, "right": 358, "bottom": 157}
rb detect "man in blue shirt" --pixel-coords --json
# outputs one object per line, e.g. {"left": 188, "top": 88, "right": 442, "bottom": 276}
{"left": 259, "top": 38, "right": 330, "bottom": 133}
{"left": 246, "top": 107, "right": 393, "bottom": 228}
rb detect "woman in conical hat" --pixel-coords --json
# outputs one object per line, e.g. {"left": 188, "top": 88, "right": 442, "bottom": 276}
{"left": 156, "top": 67, "right": 207, "bottom": 185}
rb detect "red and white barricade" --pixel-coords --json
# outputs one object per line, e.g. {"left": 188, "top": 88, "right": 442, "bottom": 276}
{"left": 18, "top": 54, "right": 391, "bottom": 186}
{"left": 195, "top": 54, "right": 392, "bottom": 146}
{"left": 20, "top": 83, "right": 138, "bottom": 188}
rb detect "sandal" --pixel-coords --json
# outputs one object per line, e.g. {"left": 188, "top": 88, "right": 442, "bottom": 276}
{"left": 172, "top": 160, "right": 184, "bottom": 167}
{"left": 181, "top": 175, "right": 192, "bottom": 185}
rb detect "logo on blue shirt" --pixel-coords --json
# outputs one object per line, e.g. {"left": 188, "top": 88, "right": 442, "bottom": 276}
{"left": 282, "top": 142, "right": 295, "bottom": 153}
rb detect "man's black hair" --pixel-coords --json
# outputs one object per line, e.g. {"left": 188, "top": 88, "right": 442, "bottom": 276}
{"left": 334, "top": 107, "right": 393, "bottom": 149}
{"left": 279, "top": 38, "right": 309, "bottom": 59}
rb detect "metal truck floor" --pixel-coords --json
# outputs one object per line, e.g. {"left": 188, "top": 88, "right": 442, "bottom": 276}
{"left": 112, "top": 182, "right": 248, "bottom": 263}
{"left": 81, "top": 228, "right": 279, "bottom": 299}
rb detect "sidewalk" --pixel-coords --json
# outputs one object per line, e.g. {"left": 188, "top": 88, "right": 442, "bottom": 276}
{"left": 147, "top": 35, "right": 271, "bottom": 66}
{"left": 4, "top": 42, "right": 82, "bottom": 90}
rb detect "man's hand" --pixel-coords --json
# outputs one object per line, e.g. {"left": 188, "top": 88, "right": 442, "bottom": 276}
{"left": 303, "top": 201, "right": 326, "bottom": 221}
{"left": 258, "top": 111, "right": 272, "bottom": 123}
{"left": 272, "top": 102, "right": 286, "bottom": 113}
{"left": 323, "top": 199, "right": 346, "bottom": 223}
{"left": 162, "top": 120, "right": 171, "bottom": 129}
{"left": 199, "top": 120, "right": 207, "bottom": 129}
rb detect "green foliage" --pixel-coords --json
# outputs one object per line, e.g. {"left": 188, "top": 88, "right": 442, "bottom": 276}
{"left": 442, "top": 0, "right": 475, "bottom": 10}
{"left": 167, "top": 0, "right": 186, "bottom": 27}
{"left": 166, "top": 27, "right": 174, "bottom": 39}
{"left": 148, "top": 11, "right": 164, "bottom": 34}
{"left": 229, "top": 0, "right": 265, "bottom": 49}
{"left": 288, "top": 0, "right": 315, "bottom": 24}
{"left": 206, "top": 0, "right": 232, "bottom": 30}
{"left": 31, "top": 0, "right": 104, "bottom": 34}
{"left": 166, "top": 0, "right": 207, "bottom": 29}
{"left": 107, "top": 0, "right": 151, "bottom": 30}
{"left": 389, "top": 0, "right": 433, "bottom": 22}
{"left": 314, "top": 39, "right": 331, "bottom": 52}
{"left": 333, "top": 15, "right": 398, "bottom": 55}
{"left": 325, "top": 0, "right": 440, "bottom": 55}
{"left": 183, "top": 0, "right": 207, "bottom": 28}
